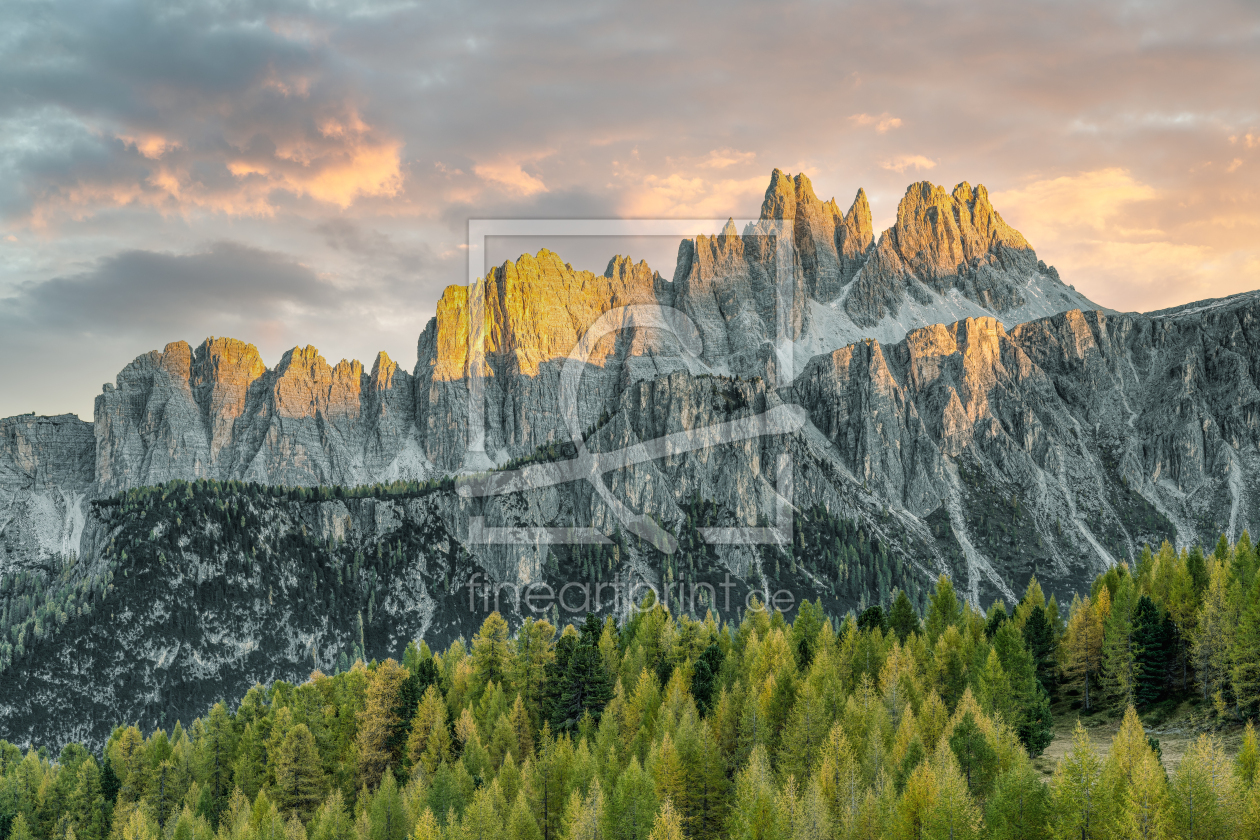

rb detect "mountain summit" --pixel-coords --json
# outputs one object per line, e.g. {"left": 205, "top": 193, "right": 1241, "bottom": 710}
{"left": 5, "top": 168, "right": 1258, "bottom": 748}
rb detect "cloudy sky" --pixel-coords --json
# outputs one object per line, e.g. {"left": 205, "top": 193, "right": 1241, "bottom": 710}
{"left": 2, "top": 0, "right": 1258, "bottom": 419}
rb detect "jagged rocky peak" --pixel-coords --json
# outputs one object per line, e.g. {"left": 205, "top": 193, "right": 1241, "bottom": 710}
{"left": 838, "top": 177, "right": 1099, "bottom": 330}
{"left": 890, "top": 180, "right": 1034, "bottom": 285}
{"left": 411, "top": 248, "right": 682, "bottom": 471}
{"left": 755, "top": 169, "right": 875, "bottom": 300}
{"left": 416, "top": 248, "right": 664, "bottom": 381}
{"left": 93, "top": 337, "right": 422, "bottom": 490}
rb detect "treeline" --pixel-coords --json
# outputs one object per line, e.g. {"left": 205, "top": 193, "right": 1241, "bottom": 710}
{"left": 95, "top": 477, "right": 457, "bottom": 510}
{"left": 7, "top": 537, "right": 1260, "bottom": 840}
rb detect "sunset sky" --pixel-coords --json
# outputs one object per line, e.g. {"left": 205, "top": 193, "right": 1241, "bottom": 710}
{"left": 2, "top": 0, "right": 1259, "bottom": 419}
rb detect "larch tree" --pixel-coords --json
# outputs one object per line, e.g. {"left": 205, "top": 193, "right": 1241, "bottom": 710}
{"left": 1191, "top": 560, "right": 1237, "bottom": 708}
{"left": 472, "top": 612, "right": 516, "bottom": 698}
{"left": 367, "top": 772, "right": 408, "bottom": 840}
{"left": 1163, "top": 553, "right": 1200, "bottom": 692}
{"left": 924, "top": 575, "right": 963, "bottom": 644}
{"left": 1168, "top": 734, "right": 1240, "bottom": 840}
{"left": 1236, "top": 722, "right": 1258, "bottom": 789}
{"left": 273, "top": 724, "right": 327, "bottom": 822}
{"left": 786, "top": 776, "right": 831, "bottom": 840}
{"left": 948, "top": 711, "right": 998, "bottom": 801}
{"left": 1102, "top": 574, "right": 1137, "bottom": 710}
{"left": 561, "top": 779, "right": 607, "bottom": 840}
{"left": 307, "top": 791, "right": 355, "bottom": 840}
{"left": 1117, "top": 743, "right": 1169, "bottom": 840}
{"left": 925, "top": 751, "right": 982, "bottom": 840}
{"left": 1050, "top": 722, "right": 1107, "bottom": 840}
{"left": 407, "top": 685, "right": 452, "bottom": 776}
{"left": 895, "top": 759, "right": 939, "bottom": 840}
{"left": 1231, "top": 575, "right": 1260, "bottom": 715}
{"left": 727, "top": 746, "right": 787, "bottom": 840}
{"left": 602, "top": 756, "right": 657, "bottom": 840}
{"left": 1065, "top": 591, "right": 1107, "bottom": 711}
{"left": 506, "top": 791, "right": 543, "bottom": 840}
{"left": 984, "top": 761, "right": 1050, "bottom": 840}
{"left": 356, "top": 659, "right": 411, "bottom": 789}
{"left": 646, "top": 799, "right": 685, "bottom": 840}
{"left": 460, "top": 781, "right": 509, "bottom": 840}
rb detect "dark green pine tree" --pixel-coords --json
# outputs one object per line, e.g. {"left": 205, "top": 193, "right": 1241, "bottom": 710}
{"left": 541, "top": 633, "right": 577, "bottom": 727}
{"left": 1021, "top": 605, "right": 1057, "bottom": 696}
{"left": 949, "top": 711, "right": 999, "bottom": 799}
{"left": 888, "top": 589, "right": 921, "bottom": 642}
{"left": 690, "top": 642, "right": 725, "bottom": 713}
{"left": 789, "top": 599, "right": 827, "bottom": 668}
{"left": 1186, "top": 545, "right": 1208, "bottom": 595}
{"left": 857, "top": 604, "right": 887, "bottom": 634}
{"left": 552, "top": 614, "right": 613, "bottom": 732}
{"left": 386, "top": 670, "right": 421, "bottom": 765}
{"left": 1130, "top": 595, "right": 1166, "bottom": 707}
{"left": 984, "top": 602, "right": 1009, "bottom": 639}
{"left": 98, "top": 756, "right": 121, "bottom": 814}
{"left": 993, "top": 622, "right": 1053, "bottom": 757}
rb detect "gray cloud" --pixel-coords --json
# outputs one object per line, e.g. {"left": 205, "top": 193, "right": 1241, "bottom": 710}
{"left": 2, "top": 242, "right": 334, "bottom": 331}
{"left": 0, "top": 241, "right": 424, "bottom": 418}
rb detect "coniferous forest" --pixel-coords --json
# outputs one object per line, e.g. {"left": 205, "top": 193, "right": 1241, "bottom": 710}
{"left": 6, "top": 536, "right": 1260, "bottom": 840}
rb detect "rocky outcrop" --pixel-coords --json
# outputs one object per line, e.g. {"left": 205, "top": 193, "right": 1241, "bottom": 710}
{"left": 840, "top": 180, "right": 1096, "bottom": 329}
{"left": 93, "top": 338, "right": 427, "bottom": 491}
{"left": 1, "top": 414, "right": 95, "bottom": 491}
{"left": 66, "top": 170, "right": 1097, "bottom": 485}
{"left": 0, "top": 414, "right": 95, "bottom": 571}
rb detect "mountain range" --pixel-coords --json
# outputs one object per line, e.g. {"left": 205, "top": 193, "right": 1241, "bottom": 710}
{"left": 3, "top": 169, "right": 1259, "bottom": 746}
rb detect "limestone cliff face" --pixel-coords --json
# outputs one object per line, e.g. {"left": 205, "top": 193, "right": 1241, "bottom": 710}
{"left": 0, "top": 414, "right": 95, "bottom": 570}
{"left": 1, "top": 414, "right": 95, "bottom": 491}
{"left": 94, "top": 338, "right": 426, "bottom": 491}
{"left": 402, "top": 169, "right": 1099, "bottom": 472}
{"left": 412, "top": 249, "right": 677, "bottom": 471}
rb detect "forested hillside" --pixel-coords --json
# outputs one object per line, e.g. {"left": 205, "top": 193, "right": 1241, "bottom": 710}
{"left": 0, "top": 478, "right": 925, "bottom": 747}
{"left": 6, "top": 533, "right": 1260, "bottom": 840}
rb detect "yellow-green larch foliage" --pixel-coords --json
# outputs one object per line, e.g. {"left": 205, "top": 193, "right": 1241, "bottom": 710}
{"left": 646, "top": 798, "right": 685, "bottom": 840}
{"left": 408, "top": 685, "right": 452, "bottom": 776}
{"left": 1168, "top": 734, "right": 1240, "bottom": 840}
{"left": 356, "top": 659, "right": 410, "bottom": 789}
{"left": 1051, "top": 721, "right": 1107, "bottom": 840}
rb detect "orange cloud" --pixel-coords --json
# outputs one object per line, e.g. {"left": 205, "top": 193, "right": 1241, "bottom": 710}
{"left": 993, "top": 169, "right": 1260, "bottom": 310}
{"left": 850, "top": 112, "right": 902, "bottom": 133}
{"left": 31, "top": 104, "right": 403, "bottom": 222}
{"left": 880, "top": 154, "right": 936, "bottom": 173}
{"left": 117, "top": 134, "right": 180, "bottom": 159}
{"left": 994, "top": 168, "right": 1157, "bottom": 234}
{"left": 619, "top": 172, "right": 767, "bottom": 217}
{"left": 700, "top": 148, "right": 757, "bottom": 169}
{"left": 473, "top": 160, "right": 549, "bottom": 196}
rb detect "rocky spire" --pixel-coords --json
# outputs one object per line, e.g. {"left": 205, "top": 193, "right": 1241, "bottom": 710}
{"left": 836, "top": 188, "right": 875, "bottom": 284}
{"left": 890, "top": 181, "right": 1034, "bottom": 286}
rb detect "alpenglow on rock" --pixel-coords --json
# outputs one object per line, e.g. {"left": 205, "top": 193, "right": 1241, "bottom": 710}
{"left": 5, "top": 167, "right": 1260, "bottom": 748}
